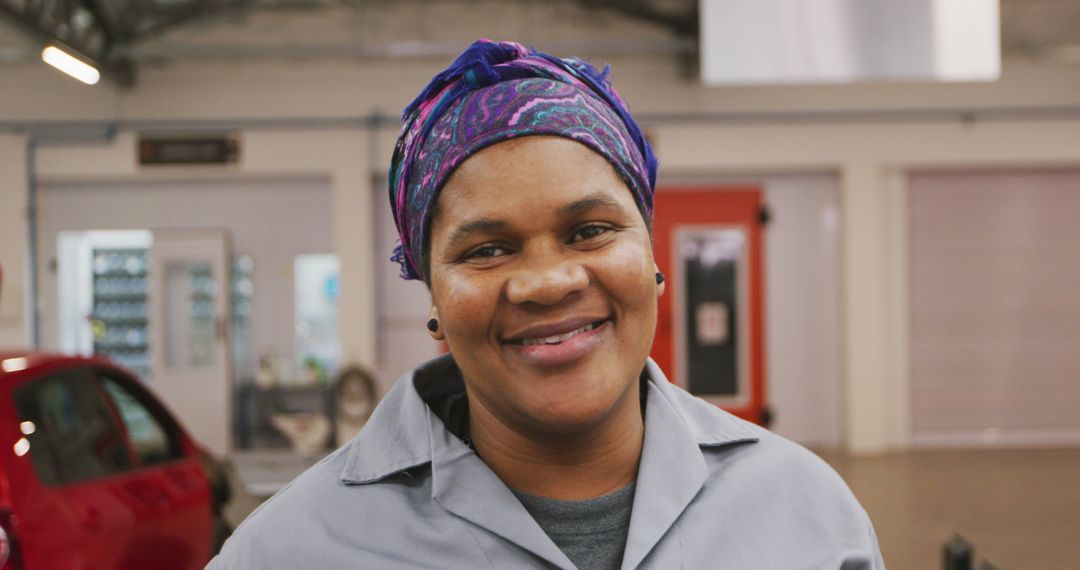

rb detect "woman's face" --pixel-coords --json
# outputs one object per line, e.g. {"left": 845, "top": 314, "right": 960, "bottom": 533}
{"left": 427, "top": 136, "right": 662, "bottom": 436}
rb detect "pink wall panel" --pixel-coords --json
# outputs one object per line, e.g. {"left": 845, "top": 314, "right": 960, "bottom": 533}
{"left": 908, "top": 170, "right": 1080, "bottom": 446}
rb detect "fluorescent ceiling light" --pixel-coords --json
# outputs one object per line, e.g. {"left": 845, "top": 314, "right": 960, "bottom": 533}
{"left": 41, "top": 45, "right": 100, "bottom": 85}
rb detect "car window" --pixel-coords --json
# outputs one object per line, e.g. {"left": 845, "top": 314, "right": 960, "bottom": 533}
{"left": 13, "top": 369, "right": 133, "bottom": 485}
{"left": 11, "top": 385, "right": 62, "bottom": 486}
{"left": 98, "top": 375, "right": 183, "bottom": 466}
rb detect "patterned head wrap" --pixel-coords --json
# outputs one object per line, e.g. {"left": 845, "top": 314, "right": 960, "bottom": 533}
{"left": 388, "top": 39, "right": 658, "bottom": 281}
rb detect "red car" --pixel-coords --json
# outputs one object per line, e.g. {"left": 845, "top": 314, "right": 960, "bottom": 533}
{"left": 0, "top": 351, "right": 221, "bottom": 570}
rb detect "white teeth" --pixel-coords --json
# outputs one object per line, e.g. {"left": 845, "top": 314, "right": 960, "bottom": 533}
{"left": 520, "top": 323, "right": 596, "bottom": 346}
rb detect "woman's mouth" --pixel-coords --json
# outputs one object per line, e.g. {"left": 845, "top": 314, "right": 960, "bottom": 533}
{"left": 518, "top": 322, "right": 600, "bottom": 346}
{"left": 505, "top": 319, "right": 610, "bottom": 366}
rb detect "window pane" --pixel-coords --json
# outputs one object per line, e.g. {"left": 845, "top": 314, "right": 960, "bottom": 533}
{"left": 164, "top": 260, "right": 216, "bottom": 368}
{"left": 677, "top": 228, "right": 747, "bottom": 398}
{"left": 13, "top": 371, "right": 132, "bottom": 485}
{"left": 100, "top": 376, "right": 181, "bottom": 466}
{"left": 294, "top": 254, "right": 341, "bottom": 376}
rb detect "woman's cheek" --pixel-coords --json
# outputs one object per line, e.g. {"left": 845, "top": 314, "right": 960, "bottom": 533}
{"left": 437, "top": 269, "right": 500, "bottom": 334}
{"left": 598, "top": 239, "right": 655, "bottom": 297}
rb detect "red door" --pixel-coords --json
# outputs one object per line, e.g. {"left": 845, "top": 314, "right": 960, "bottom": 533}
{"left": 651, "top": 187, "right": 768, "bottom": 425}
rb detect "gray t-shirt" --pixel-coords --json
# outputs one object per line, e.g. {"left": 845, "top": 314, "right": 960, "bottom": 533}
{"left": 512, "top": 483, "right": 636, "bottom": 570}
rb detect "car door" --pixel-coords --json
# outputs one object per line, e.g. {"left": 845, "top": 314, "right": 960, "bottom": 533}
{"left": 11, "top": 365, "right": 213, "bottom": 570}
{"left": 11, "top": 366, "right": 138, "bottom": 570}
{"left": 92, "top": 367, "right": 214, "bottom": 570}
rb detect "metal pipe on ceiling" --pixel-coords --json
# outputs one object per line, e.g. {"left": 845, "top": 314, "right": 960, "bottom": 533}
{"left": 4, "top": 104, "right": 1080, "bottom": 136}
{"left": 18, "top": 124, "right": 118, "bottom": 348}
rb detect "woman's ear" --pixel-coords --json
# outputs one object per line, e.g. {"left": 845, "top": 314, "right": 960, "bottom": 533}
{"left": 427, "top": 305, "right": 446, "bottom": 341}
{"left": 654, "top": 265, "right": 666, "bottom": 298}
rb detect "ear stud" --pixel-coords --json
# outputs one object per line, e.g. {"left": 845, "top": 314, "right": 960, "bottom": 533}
{"left": 427, "top": 318, "right": 439, "bottom": 332}
{"left": 655, "top": 272, "right": 665, "bottom": 285}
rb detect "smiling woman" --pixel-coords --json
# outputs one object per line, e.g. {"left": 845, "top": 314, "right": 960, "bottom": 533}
{"left": 210, "top": 40, "right": 884, "bottom": 570}
{"left": 428, "top": 136, "right": 659, "bottom": 498}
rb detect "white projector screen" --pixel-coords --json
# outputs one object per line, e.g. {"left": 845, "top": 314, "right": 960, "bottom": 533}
{"left": 700, "top": 0, "right": 1000, "bottom": 85}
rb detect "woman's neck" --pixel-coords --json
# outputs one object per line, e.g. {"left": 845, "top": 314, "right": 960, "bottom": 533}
{"left": 465, "top": 384, "right": 645, "bottom": 501}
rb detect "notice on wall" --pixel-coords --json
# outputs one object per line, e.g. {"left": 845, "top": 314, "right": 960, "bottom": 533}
{"left": 695, "top": 302, "right": 729, "bottom": 346}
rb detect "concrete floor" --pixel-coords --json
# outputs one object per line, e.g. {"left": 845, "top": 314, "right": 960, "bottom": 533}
{"left": 223, "top": 448, "right": 1080, "bottom": 569}
{"left": 819, "top": 448, "right": 1080, "bottom": 569}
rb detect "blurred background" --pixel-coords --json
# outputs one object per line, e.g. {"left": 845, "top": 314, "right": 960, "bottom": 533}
{"left": 0, "top": 0, "right": 1078, "bottom": 567}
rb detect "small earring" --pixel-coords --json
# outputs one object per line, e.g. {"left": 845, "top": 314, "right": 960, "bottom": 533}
{"left": 427, "top": 318, "right": 439, "bottom": 332}
{"left": 655, "top": 272, "right": 665, "bottom": 285}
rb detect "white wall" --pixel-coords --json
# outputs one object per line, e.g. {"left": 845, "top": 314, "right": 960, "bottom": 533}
{"left": 763, "top": 175, "right": 843, "bottom": 447}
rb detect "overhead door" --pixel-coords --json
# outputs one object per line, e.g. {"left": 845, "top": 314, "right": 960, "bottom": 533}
{"left": 908, "top": 170, "right": 1080, "bottom": 447}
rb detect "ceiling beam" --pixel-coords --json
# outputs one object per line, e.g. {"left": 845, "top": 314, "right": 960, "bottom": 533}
{"left": 572, "top": 0, "right": 698, "bottom": 77}
{"left": 575, "top": 0, "right": 698, "bottom": 36}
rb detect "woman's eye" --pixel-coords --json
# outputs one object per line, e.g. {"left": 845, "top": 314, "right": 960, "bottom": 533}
{"left": 464, "top": 245, "right": 507, "bottom": 260}
{"left": 572, "top": 224, "right": 612, "bottom": 242}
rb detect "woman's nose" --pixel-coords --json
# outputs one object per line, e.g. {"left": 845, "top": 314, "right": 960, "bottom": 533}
{"left": 505, "top": 254, "right": 589, "bottom": 306}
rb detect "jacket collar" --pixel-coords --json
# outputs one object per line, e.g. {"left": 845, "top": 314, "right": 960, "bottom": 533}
{"left": 640, "top": 358, "right": 760, "bottom": 446}
{"left": 620, "top": 358, "right": 759, "bottom": 569}
{"left": 340, "top": 354, "right": 759, "bottom": 485}
{"left": 339, "top": 355, "right": 760, "bottom": 568}
{"left": 338, "top": 356, "right": 456, "bottom": 484}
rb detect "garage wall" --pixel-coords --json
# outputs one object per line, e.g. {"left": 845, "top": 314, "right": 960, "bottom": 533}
{"left": 36, "top": 177, "right": 334, "bottom": 380}
{"left": 30, "top": 130, "right": 375, "bottom": 370}
{"left": 763, "top": 175, "right": 843, "bottom": 447}
{"left": 3, "top": 2, "right": 1080, "bottom": 452}
{"left": 372, "top": 177, "right": 440, "bottom": 393}
{"left": 0, "top": 135, "right": 27, "bottom": 348}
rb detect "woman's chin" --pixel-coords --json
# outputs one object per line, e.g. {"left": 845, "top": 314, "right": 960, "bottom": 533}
{"left": 519, "top": 384, "right": 636, "bottom": 436}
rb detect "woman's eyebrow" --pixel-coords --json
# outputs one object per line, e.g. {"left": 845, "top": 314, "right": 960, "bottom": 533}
{"left": 446, "top": 218, "right": 507, "bottom": 250}
{"left": 561, "top": 194, "right": 624, "bottom": 216}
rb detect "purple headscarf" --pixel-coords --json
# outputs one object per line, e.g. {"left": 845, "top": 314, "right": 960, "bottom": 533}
{"left": 389, "top": 39, "right": 658, "bottom": 281}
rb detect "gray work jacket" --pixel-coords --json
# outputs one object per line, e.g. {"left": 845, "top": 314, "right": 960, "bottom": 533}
{"left": 210, "top": 356, "right": 884, "bottom": 569}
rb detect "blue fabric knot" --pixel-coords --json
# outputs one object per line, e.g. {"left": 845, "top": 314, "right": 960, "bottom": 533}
{"left": 402, "top": 39, "right": 526, "bottom": 120}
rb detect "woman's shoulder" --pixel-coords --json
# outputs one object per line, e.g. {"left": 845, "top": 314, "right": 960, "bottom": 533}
{"left": 210, "top": 363, "right": 443, "bottom": 568}
{"left": 209, "top": 440, "right": 437, "bottom": 569}
{"left": 649, "top": 372, "right": 866, "bottom": 514}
